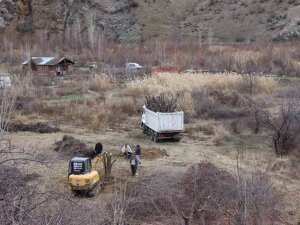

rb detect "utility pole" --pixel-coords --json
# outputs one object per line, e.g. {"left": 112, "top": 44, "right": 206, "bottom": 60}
{"left": 208, "top": 26, "right": 213, "bottom": 48}
{"left": 198, "top": 23, "right": 202, "bottom": 48}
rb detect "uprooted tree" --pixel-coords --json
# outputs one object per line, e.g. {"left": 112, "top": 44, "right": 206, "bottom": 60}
{"left": 145, "top": 93, "right": 180, "bottom": 112}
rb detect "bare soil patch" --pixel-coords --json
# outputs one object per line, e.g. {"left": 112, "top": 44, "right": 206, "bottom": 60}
{"left": 53, "top": 135, "right": 95, "bottom": 158}
{"left": 142, "top": 147, "right": 169, "bottom": 160}
{"left": 109, "top": 146, "right": 168, "bottom": 160}
{"left": 9, "top": 122, "right": 60, "bottom": 133}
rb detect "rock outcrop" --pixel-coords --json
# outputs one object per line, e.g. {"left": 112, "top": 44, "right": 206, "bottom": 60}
{"left": 0, "top": 0, "right": 299, "bottom": 43}
{"left": 0, "top": 0, "right": 16, "bottom": 30}
{"left": 275, "top": 20, "right": 300, "bottom": 41}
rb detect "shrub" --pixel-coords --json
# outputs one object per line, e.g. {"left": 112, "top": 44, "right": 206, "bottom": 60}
{"left": 124, "top": 161, "right": 281, "bottom": 225}
{"left": 213, "top": 124, "right": 230, "bottom": 145}
{"left": 192, "top": 88, "right": 250, "bottom": 119}
{"left": 88, "top": 76, "right": 111, "bottom": 92}
{"left": 256, "top": 96, "right": 300, "bottom": 156}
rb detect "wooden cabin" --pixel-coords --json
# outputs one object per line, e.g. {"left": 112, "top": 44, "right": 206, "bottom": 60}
{"left": 22, "top": 57, "right": 75, "bottom": 76}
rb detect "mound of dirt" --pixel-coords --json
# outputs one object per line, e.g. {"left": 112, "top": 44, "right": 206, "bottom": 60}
{"left": 10, "top": 122, "right": 60, "bottom": 133}
{"left": 142, "top": 147, "right": 168, "bottom": 160}
{"left": 54, "top": 135, "right": 95, "bottom": 158}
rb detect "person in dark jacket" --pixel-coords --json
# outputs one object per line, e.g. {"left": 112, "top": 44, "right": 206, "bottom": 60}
{"left": 129, "top": 154, "right": 138, "bottom": 176}
{"left": 95, "top": 142, "right": 103, "bottom": 155}
{"left": 135, "top": 144, "right": 141, "bottom": 165}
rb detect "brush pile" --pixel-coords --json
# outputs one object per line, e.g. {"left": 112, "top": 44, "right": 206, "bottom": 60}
{"left": 54, "top": 135, "right": 95, "bottom": 157}
{"left": 9, "top": 122, "right": 60, "bottom": 133}
{"left": 145, "top": 93, "right": 179, "bottom": 112}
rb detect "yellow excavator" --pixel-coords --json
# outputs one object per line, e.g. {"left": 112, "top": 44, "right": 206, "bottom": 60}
{"left": 68, "top": 143, "right": 113, "bottom": 197}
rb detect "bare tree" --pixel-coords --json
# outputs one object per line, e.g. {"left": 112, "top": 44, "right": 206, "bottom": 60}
{"left": 256, "top": 94, "right": 300, "bottom": 156}
{"left": 88, "top": 12, "right": 96, "bottom": 52}
{"left": 0, "top": 78, "right": 21, "bottom": 140}
{"left": 110, "top": 181, "right": 129, "bottom": 225}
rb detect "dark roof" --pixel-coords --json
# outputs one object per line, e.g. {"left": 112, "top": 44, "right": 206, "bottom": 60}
{"left": 22, "top": 57, "right": 75, "bottom": 66}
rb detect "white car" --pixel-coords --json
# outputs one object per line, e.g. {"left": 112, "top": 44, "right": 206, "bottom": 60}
{"left": 125, "top": 63, "right": 142, "bottom": 70}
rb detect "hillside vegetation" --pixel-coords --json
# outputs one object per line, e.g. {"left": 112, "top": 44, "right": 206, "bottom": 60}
{"left": 0, "top": 0, "right": 299, "bottom": 43}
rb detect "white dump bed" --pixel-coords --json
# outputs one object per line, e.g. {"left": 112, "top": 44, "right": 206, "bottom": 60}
{"left": 143, "top": 106, "right": 184, "bottom": 133}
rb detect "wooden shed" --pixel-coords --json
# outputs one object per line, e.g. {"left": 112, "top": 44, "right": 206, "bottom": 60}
{"left": 22, "top": 57, "right": 75, "bottom": 76}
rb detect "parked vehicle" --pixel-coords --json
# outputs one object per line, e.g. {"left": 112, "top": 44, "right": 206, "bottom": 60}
{"left": 125, "top": 62, "right": 142, "bottom": 70}
{"left": 0, "top": 76, "right": 11, "bottom": 88}
{"left": 141, "top": 105, "right": 184, "bottom": 142}
{"left": 68, "top": 151, "right": 113, "bottom": 197}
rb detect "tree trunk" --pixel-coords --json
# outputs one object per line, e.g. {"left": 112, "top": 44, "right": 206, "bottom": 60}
{"left": 105, "top": 154, "right": 113, "bottom": 178}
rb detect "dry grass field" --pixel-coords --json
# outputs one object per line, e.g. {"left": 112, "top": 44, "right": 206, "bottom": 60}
{"left": 1, "top": 70, "right": 299, "bottom": 225}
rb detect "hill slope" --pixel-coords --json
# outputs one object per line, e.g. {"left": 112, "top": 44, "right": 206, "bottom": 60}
{"left": 0, "top": 0, "right": 299, "bottom": 43}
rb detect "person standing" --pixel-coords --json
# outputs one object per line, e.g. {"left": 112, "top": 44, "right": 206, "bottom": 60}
{"left": 129, "top": 154, "right": 138, "bottom": 176}
{"left": 95, "top": 142, "right": 103, "bottom": 155}
{"left": 135, "top": 144, "right": 141, "bottom": 165}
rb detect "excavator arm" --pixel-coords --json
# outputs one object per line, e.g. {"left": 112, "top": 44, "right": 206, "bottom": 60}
{"left": 91, "top": 152, "right": 113, "bottom": 178}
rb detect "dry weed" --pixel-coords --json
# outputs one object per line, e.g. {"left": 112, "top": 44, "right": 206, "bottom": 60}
{"left": 88, "top": 76, "right": 112, "bottom": 92}
{"left": 213, "top": 124, "right": 231, "bottom": 145}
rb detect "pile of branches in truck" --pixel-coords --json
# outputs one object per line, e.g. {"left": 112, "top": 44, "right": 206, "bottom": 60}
{"left": 145, "top": 93, "right": 179, "bottom": 112}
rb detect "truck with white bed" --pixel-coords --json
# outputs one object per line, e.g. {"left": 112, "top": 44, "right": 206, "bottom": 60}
{"left": 141, "top": 105, "right": 184, "bottom": 142}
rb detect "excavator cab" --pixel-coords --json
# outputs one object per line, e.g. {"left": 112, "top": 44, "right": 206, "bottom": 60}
{"left": 68, "top": 157, "right": 92, "bottom": 176}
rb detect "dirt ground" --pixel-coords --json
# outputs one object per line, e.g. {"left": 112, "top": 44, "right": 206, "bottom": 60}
{"left": 9, "top": 126, "right": 300, "bottom": 224}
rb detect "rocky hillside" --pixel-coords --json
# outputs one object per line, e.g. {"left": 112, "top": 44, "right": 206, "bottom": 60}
{"left": 0, "top": 0, "right": 300, "bottom": 43}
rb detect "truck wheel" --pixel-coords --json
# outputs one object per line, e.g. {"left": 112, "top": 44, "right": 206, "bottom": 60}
{"left": 173, "top": 137, "right": 181, "bottom": 142}
{"left": 142, "top": 124, "right": 146, "bottom": 134}
{"left": 151, "top": 131, "right": 154, "bottom": 141}
{"left": 152, "top": 132, "right": 158, "bottom": 142}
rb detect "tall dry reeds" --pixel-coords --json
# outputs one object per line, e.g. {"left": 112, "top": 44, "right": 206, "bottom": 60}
{"left": 127, "top": 72, "right": 277, "bottom": 95}
{"left": 125, "top": 72, "right": 277, "bottom": 121}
